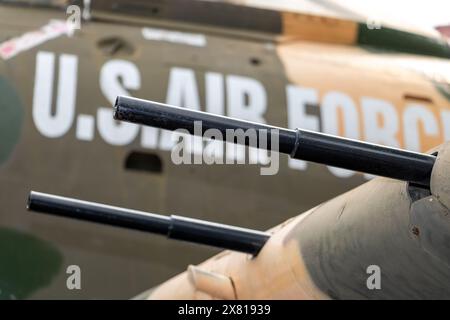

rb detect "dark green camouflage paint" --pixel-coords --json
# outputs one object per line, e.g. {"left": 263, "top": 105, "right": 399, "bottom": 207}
{"left": 434, "top": 82, "right": 450, "bottom": 103}
{"left": 357, "top": 23, "right": 450, "bottom": 59}
{"left": 0, "top": 228, "right": 62, "bottom": 299}
{"left": 0, "top": 76, "right": 23, "bottom": 166}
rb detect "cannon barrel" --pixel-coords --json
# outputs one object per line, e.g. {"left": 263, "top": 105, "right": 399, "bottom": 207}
{"left": 113, "top": 96, "right": 436, "bottom": 188}
{"left": 27, "top": 191, "right": 270, "bottom": 255}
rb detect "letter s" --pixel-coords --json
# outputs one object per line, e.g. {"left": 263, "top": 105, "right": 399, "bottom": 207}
{"left": 97, "top": 60, "right": 141, "bottom": 145}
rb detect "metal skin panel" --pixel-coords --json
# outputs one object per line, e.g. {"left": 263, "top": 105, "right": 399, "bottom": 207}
{"left": 147, "top": 142, "right": 450, "bottom": 299}
{"left": 149, "top": 212, "right": 329, "bottom": 300}
{"left": 410, "top": 196, "right": 450, "bottom": 269}
{"left": 291, "top": 179, "right": 450, "bottom": 299}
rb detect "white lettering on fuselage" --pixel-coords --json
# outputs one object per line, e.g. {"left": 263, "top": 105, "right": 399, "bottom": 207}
{"left": 31, "top": 52, "right": 449, "bottom": 179}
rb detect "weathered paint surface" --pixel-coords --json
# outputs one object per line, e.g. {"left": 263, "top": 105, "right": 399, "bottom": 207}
{"left": 0, "top": 76, "right": 23, "bottom": 166}
{"left": 148, "top": 143, "right": 450, "bottom": 300}
{"left": 0, "top": 228, "right": 62, "bottom": 299}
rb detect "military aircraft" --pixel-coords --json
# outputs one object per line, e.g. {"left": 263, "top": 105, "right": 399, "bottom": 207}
{"left": 27, "top": 96, "right": 450, "bottom": 299}
{"left": 1, "top": 0, "right": 450, "bottom": 298}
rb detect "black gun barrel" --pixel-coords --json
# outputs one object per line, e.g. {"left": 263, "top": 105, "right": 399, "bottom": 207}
{"left": 28, "top": 191, "right": 270, "bottom": 255}
{"left": 114, "top": 96, "right": 436, "bottom": 188}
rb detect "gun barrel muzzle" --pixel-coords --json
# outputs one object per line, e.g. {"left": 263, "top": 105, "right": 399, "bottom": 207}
{"left": 28, "top": 191, "right": 270, "bottom": 255}
{"left": 114, "top": 96, "right": 436, "bottom": 188}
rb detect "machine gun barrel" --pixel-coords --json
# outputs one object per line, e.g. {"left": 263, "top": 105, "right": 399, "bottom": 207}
{"left": 27, "top": 191, "right": 270, "bottom": 255}
{"left": 114, "top": 96, "right": 436, "bottom": 188}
